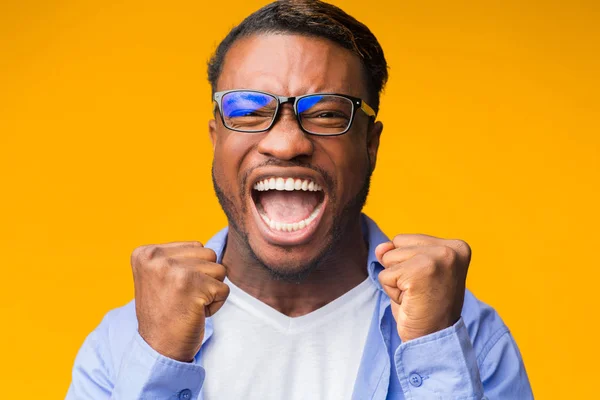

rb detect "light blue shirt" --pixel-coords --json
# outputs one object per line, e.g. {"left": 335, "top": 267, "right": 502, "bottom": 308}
{"left": 67, "top": 215, "right": 533, "bottom": 399}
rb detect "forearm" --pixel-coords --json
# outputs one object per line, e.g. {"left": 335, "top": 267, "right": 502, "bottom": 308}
{"left": 394, "top": 318, "right": 532, "bottom": 399}
{"left": 67, "top": 332, "right": 205, "bottom": 400}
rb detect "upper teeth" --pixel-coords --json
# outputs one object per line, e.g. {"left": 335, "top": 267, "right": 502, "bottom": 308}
{"left": 253, "top": 177, "right": 322, "bottom": 192}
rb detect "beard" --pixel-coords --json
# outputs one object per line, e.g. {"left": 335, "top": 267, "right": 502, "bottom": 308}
{"left": 212, "top": 159, "right": 372, "bottom": 284}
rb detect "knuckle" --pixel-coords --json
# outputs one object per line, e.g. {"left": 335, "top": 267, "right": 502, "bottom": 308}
{"left": 392, "top": 234, "right": 406, "bottom": 246}
{"left": 207, "top": 282, "right": 220, "bottom": 298}
{"left": 378, "top": 267, "right": 399, "bottom": 287}
{"left": 201, "top": 248, "right": 218, "bottom": 262}
{"left": 221, "top": 283, "right": 231, "bottom": 297}
{"left": 195, "top": 294, "right": 210, "bottom": 308}
{"left": 440, "top": 245, "right": 457, "bottom": 263}
{"left": 131, "top": 245, "right": 154, "bottom": 269}
{"left": 401, "top": 280, "right": 413, "bottom": 292}
{"left": 148, "top": 245, "right": 164, "bottom": 260}
{"left": 215, "top": 263, "right": 226, "bottom": 274}
{"left": 424, "top": 264, "right": 437, "bottom": 278}
{"left": 196, "top": 279, "right": 221, "bottom": 306}
{"left": 377, "top": 270, "right": 386, "bottom": 284}
{"left": 380, "top": 252, "right": 391, "bottom": 267}
{"left": 419, "top": 255, "right": 438, "bottom": 276}
{"left": 392, "top": 233, "right": 432, "bottom": 247}
{"left": 211, "top": 264, "right": 227, "bottom": 280}
{"left": 378, "top": 267, "right": 391, "bottom": 281}
{"left": 197, "top": 270, "right": 213, "bottom": 287}
{"left": 453, "top": 239, "right": 471, "bottom": 257}
{"left": 164, "top": 257, "right": 177, "bottom": 267}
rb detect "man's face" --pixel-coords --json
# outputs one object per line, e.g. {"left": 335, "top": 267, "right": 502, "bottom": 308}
{"left": 209, "top": 34, "right": 382, "bottom": 278}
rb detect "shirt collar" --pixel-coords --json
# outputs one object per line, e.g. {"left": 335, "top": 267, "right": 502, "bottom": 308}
{"left": 204, "top": 213, "right": 389, "bottom": 292}
{"left": 362, "top": 214, "right": 389, "bottom": 292}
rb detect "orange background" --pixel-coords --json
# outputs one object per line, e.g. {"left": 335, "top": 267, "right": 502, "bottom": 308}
{"left": 1, "top": 0, "right": 598, "bottom": 398}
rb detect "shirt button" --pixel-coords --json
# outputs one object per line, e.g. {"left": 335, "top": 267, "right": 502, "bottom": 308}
{"left": 409, "top": 373, "right": 423, "bottom": 387}
{"left": 179, "top": 389, "right": 192, "bottom": 400}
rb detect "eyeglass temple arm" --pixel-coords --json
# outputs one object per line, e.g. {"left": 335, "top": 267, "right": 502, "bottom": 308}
{"left": 361, "top": 101, "right": 377, "bottom": 118}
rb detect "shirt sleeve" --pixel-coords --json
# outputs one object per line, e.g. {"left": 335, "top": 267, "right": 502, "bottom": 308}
{"left": 393, "top": 318, "right": 533, "bottom": 399}
{"left": 66, "top": 330, "right": 206, "bottom": 400}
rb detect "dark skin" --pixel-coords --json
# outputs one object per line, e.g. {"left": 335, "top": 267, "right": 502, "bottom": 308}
{"left": 209, "top": 34, "right": 383, "bottom": 316}
{"left": 131, "top": 33, "right": 471, "bottom": 362}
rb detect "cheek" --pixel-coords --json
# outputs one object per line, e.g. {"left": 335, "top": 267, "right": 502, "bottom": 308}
{"left": 329, "top": 137, "right": 369, "bottom": 198}
{"left": 213, "top": 132, "right": 256, "bottom": 192}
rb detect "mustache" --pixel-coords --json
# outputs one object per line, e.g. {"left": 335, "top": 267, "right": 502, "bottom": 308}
{"left": 240, "top": 159, "right": 335, "bottom": 195}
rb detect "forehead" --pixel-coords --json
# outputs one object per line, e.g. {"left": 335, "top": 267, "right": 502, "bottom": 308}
{"left": 216, "top": 33, "right": 368, "bottom": 98}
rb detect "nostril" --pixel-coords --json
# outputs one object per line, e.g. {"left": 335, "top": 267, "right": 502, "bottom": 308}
{"left": 256, "top": 127, "right": 314, "bottom": 160}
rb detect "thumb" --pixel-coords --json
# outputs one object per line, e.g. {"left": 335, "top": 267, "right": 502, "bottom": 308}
{"left": 375, "top": 241, "right": 395, "bottom": 266}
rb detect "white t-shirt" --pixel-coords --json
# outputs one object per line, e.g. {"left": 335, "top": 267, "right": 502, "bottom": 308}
{"left": 201, "top": 277, "right": 378, "bottom": 400}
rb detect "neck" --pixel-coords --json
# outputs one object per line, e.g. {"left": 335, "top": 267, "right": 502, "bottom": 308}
{"left": 222, "top": 217, "right": 369, "bottom": 317}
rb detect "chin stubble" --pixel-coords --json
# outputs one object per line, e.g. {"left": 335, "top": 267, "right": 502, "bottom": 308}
{"left": 211, "top": 161, "right": 372, "bottom": 283}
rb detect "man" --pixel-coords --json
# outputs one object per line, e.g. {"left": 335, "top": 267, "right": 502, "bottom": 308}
{"left": 67, "top": 1, "right": 532, "bottom": 399}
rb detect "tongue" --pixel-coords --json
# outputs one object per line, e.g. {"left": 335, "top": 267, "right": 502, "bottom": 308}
{"left": 259, "top": 191, "right": 319, "bottom": 223}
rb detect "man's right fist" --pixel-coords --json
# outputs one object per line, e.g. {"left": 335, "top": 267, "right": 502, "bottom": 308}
{"left": 131, "top": 241, "right": 229, "bottom": 362}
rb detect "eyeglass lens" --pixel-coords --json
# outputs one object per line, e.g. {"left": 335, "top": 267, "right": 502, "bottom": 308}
{"left": 221, "top": 91, "right": 354, "bottom": 134}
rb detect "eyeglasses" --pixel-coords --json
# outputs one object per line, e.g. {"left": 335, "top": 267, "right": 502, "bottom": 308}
{"left": 213, "top": 90, "right": 376, "bottom": 136}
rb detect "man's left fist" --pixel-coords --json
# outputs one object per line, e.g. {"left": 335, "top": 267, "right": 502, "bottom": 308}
{"left": 375, "top": 234, "right": 471, "bottom": 343}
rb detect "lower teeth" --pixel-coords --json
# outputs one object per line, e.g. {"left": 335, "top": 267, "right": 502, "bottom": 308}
{"left": 260, "top": 204, "right": 322, "bottom": 232}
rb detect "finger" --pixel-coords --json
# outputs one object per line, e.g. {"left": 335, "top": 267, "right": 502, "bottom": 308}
{"left": 392, "top": 253, "right": 440, "bottom": 292}
{"left": 380, "top": 281, "right": 404, "bottom": 305}
{"left": 158, "top": 245, "right": 217, "bottom": 263}
{"left": 375, "top": 241, "right": 395, "bottom": 264}
{"left": 445, "top": 239, "right": 472, "bottom": 263}
{"left": 199, "top": 278, "right": 230, "bottom": 317}
{"left": 133, "top": 241, "right": 208, "bottom": 264}
{"left": 158, "top": 241, "right": 205, "bottom": 248}
{"left": 391, "top": 234, "right": 442, "bottom": 249}
{"left": 377, "top": 263, "right": 407, "bottom": 305}
{"left": 380, "top": 245, "right": 445, "bottom": 269}
{"left": 378, "top": 251, "right": 441, "bottom": 290}
{"left": 167, "top": 256, "right": 227, "bottom": 282}
{"left": 378, "top": 262, "right": 405, "bottom": 289}
{"left": 181, "top": 260, "right": 227, "bottom": 281}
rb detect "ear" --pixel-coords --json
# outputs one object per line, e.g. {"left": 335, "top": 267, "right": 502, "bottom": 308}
{"left": 209, "top": 119, "right": 217, "bottom": 152}
{"left": 366, "top": 120, "right": 384, "bottom": 173}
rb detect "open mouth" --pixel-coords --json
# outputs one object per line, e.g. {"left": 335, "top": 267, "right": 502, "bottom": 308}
{"left": 250, "top": 176, "right": 326, "bottom": 244}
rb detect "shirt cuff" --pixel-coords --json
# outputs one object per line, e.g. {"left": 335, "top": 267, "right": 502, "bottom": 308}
{"left": 112, "top": 333, "right": 205, "bottom": 400}
{"left": 394, "top": 318, "right": 486, "bottom": 400}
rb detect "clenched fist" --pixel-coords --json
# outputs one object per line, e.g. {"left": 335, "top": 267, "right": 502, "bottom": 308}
{"left": 375, "top": 234, "right": 471, "bottom": 343}
{"left": 131, "top": 241, "right": 229, "bottom": 362}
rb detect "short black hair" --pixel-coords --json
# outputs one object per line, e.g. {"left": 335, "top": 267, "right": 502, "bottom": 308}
{"left": 207, "top": 0, "right": 388, "bottom": 113}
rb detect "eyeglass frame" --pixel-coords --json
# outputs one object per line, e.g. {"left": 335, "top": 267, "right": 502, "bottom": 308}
{"left": 212, "top": 89, "right": 377, "bottom": 137}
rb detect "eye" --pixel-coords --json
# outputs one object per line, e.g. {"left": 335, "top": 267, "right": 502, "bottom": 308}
{"left": 302, "top": 110, "right": 349, "bottom": 119}
{"left": 228, "top": 109, "right": 272, "bottom": 118}
{"left": 228, "top": 109, "right": 256, "bottom": 117}
{"left": 315, "top": 111, "right": 347, "bottom": 118}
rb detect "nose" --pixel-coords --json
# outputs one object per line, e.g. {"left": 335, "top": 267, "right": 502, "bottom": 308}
{"left": 256, "top": 108, "right": 314, "bottom": 161}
